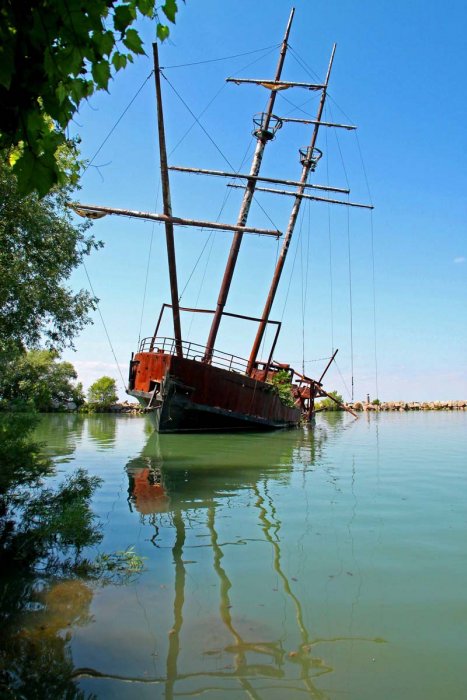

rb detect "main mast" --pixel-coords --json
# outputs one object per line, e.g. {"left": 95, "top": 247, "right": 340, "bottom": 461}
{"left": 247, "top": 45, "right": 336, "bottom": 374}
{"left": 203, "top": 8, "right": 295, "bottom": 362}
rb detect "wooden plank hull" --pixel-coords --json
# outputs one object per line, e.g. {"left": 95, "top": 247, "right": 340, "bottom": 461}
{"left": 128, "top": 352, "right": 301, "bottom": 433}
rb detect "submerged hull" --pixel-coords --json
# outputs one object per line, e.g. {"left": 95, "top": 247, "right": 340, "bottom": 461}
{"left": 128, "top": 351, "right": 301, "bottom": 433}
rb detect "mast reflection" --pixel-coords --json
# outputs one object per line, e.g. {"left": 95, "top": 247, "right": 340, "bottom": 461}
{"left": 123, "top": 425, "right": 342, "bottom": 698}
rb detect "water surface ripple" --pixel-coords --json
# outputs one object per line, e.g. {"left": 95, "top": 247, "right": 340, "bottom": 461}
{"left": 13, "top": 412, "right": 467, "bottom": 698}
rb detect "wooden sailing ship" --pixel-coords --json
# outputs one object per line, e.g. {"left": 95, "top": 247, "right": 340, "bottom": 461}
{"left": 74, "top": 9, "right": 371, "bottom": 432}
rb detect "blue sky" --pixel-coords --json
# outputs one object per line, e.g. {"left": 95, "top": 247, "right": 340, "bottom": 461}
{"left": 64, "top": 0, "right": 467, "bottom": 402}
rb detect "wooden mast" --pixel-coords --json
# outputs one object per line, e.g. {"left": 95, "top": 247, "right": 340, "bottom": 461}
{"left": 203, "top": 8, "right": 295, "bottom": 362}
{"left": 247, "top": 45, "right": 337, "bottom": 374}
{"left": 153, "top": 43, "right": 183, "bottom": 358}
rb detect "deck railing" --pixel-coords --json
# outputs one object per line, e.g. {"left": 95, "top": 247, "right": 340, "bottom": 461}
{"left": 138, "top": 336, "right": 249, "bottom": 374}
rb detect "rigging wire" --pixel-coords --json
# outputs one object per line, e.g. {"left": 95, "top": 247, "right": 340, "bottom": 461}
{"left": 160, "top": 43, "right": 281, "bottom": 70}
{"left": 137, "top": 186, "right": 160, "bottom": 345}
{"left": 299, "top": 200, "right": 311, "bottom": 375}
{"left": 179, "top": 136, "right": 255, "bottom": 303}
{"left": 184, "top": 137, "right": 256, "bottom": 340}
{"left": 280, "top": 204, "right": 307, "bottom": 323}
{"left": 83, "top": 71, "right": 155, "bottom": 175}
{"left": 325, "top": 110, "right": 335, "bottom": 353}
{"left": 287, "top": 45, "right": 323, "bottom": 83}
{"left": 287, "top": 51, "right": 379, "bottom": 400}
{"left": 329, "top": 102, "right": 355, "bottom": 401}
{"left": 346, "top": 200, "right": 355, "bottom": 402}
{"left": 334, "top": 358, "right": 352, "bottom": 401}
{"left": 160, "top": 54, "right": 283, "bottom": 233}
{"left": 82, "top": 261, "right": 128, "bottom": 393}
{"left": 370, "top": 211, "right": 380, "bottom": 400}
{"left": 353, "top": 133, "right": 380, "bottom": 400}
{"left": 167, "top": 43, "right": 279, "bottom": 159}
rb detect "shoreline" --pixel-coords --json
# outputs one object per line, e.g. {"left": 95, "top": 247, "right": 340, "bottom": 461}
{"left": 341, "top": 400, "right": 467, "bottom": 412}
{"left": 104, "top": 400, "right": 467, "bottom": 414}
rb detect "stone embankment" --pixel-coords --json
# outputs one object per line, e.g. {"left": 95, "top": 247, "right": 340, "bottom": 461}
{"left": 108, "top": 401, "right": 144, "bottom": 414}
{"left": 344, "top": 400, "right": 467, "bottom": 412}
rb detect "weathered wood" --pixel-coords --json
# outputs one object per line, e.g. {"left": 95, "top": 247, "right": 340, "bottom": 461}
{"left": 227, "top": 183, "right": 374, "bottom": 209}
{"left": 227, "top": 78, "right": 325, "bottom": 91}
{"left": 204, "top": 9, "right": 295, "bottom": 363}
{"left": 70, "top": 204, "right": 282, "bottom": 237}
{"left": 169, "top": 165, "right": 350, "bottom": 194}
{"left": 247, "top": 45, "right": 337, "bottom": 374}
{"left": 153, "top": 43, "right": 183, "bottom": 358}
{"left": 279, "top": 117, "right": 356, "bottom": 130}
{"left": 318, "top": 349, "right": 339, "bottom": 384}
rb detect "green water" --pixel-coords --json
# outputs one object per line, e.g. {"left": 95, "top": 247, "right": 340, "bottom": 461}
{"left": 5, "top": 412, "right": 467, "bottom": 698}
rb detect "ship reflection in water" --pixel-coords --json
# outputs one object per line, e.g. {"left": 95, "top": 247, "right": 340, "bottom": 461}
{"left": 117, "top": 415, "right": 379, "bottom": 699}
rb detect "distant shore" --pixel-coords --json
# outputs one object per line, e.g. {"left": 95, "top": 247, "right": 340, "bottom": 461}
{"left": 342, "top": 400, "right": 467, "bottom": 412}
{"left": 103, "top": 400, "right": 467, "bottom": 414}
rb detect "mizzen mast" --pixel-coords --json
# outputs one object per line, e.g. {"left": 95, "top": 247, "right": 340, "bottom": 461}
{"left": 203, "top": 8, "right": 295, "bottom": 362}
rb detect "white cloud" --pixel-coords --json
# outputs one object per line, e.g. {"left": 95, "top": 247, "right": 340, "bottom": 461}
{"left": 454, "top": 256, "right": 465, "bottom": 264}
{"left": 70, "top": 360, "right": 127, "bottom": 399}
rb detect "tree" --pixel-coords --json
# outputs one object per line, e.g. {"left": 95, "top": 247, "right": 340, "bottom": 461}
{"left": 315, "top": 390, "right": 344, "bottom": 412}
{"left": 270, "top": 369, "right": 295, "bottom": 408}
{"left": 1, "top": 0, "right": 179, "bottom": 196}
{"left": 87, "top": 376, "right": 118, "bottom": 407}
{"left": 0, "top": 152, "right": 100, "bottom": 353}
{"left": 0, "top": 411, "right": 102, "bottom": 574}
{"left": 0, "top": 350, "right": 85, "bottom": 412}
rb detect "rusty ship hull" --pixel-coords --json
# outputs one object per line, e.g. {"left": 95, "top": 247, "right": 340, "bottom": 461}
{"left": 128, "top": 348, "right": 301, "bottom": 433}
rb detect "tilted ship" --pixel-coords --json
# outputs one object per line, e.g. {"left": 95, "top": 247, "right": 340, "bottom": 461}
{"left": 74, "top": 9, "right": 370, "bottom": 432}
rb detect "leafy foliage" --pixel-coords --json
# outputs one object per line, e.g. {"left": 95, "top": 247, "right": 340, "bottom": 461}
{"left": 0, "top": 350, "right": 84, "bottom": 412}
{"left": 0, "top": 413, "right": 102, "bottom": 573}
{"left": 270, "top": 369, "right": 295, "bottom": 408}
{"left": 0, "top": 0, "right": 180, "bottom": 196}
{"left": 316, "top": 390, "right": 344, "bottom": 411}
{"left": 0, "top": 153, "right": 101, "bottom": 352}
{"left": 0, "top": 413, "right": 51, "bottom": 495}
{"left": 87, "top": 376, "right": 118, "bottom": 407}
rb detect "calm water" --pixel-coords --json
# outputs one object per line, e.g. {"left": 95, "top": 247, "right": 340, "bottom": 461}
{"left": 10, "top": 412, "right": 467, "bottom": 698}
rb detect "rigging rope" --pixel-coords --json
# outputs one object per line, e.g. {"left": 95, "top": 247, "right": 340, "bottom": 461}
{"left": 325, "top": 112, "right": 335, "bottom": 353}
{"left": 346, "top": 201, "right": 355, "bottom": 402}
{"left": 354, "top": 134, "right": 380, "bottom": 400}
{"left": 370, "top": 211, "right": 380, "bottom": 400}
{"left": 137, "top": 186, "right": 160, "bottom": 345}
{"left": 160, "top": 43, "right": 280, "bottom": 70}
{"left": 161, "top": 58, "right": 282, "bottom": 233}
{"left": 82, "top": 261, "right": 128, "bottom": 393}
{"left": 329, "top": 103, "right": 355, "bottom": 401}
{"left": 83, "top": 71, "right": 154, "bottom": 175}
{"left": 299, "top": 200, "right": 311, "bottom": 375}
{"left": 280, "top": 204, "right": 307, "bottom": 323}
{"left": 287, "top": 45, "right": 323, "bottom": 84}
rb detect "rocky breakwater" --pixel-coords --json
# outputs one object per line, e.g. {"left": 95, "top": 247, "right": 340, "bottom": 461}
{"left": 346, "top": 400, "right": 467, "bottom": 412}
{"left": 108, "top": 401, "right": 144, "bottom": 414}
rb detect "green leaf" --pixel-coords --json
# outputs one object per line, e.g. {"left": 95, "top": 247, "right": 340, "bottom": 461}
{"left": 114, "top": 4, "right": 136, "bottom": 33}
{"left": 157, "top": 24, "right": 170, "bottom": 41}
{"left": 112, "top": 52, "right": 128, "bottom": 71}
{"left": 93, "top": 29, "right": 115, "bottom": 57}
{"left": 69, "top": 78, "right": 87, "bottom": 105}
{"left": 56, "top": 83, "right": 67, "bottom": 104}
{"left": 136, "top": 0, "right": 155, "bottom": 17}
{"left": 162, "top": 0, "right": 177, "bottom": 23}
{"left": 0, "top": 44, "right": 15, "bottom": 89}
{"left": 13, "top": 150, "right": 59, "bottom": 198}
{"left": 123, "top": 28, "right": 145, "bottom": 54}
{"left": 91, "top": 60, "right": 111, "bottom": 90}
